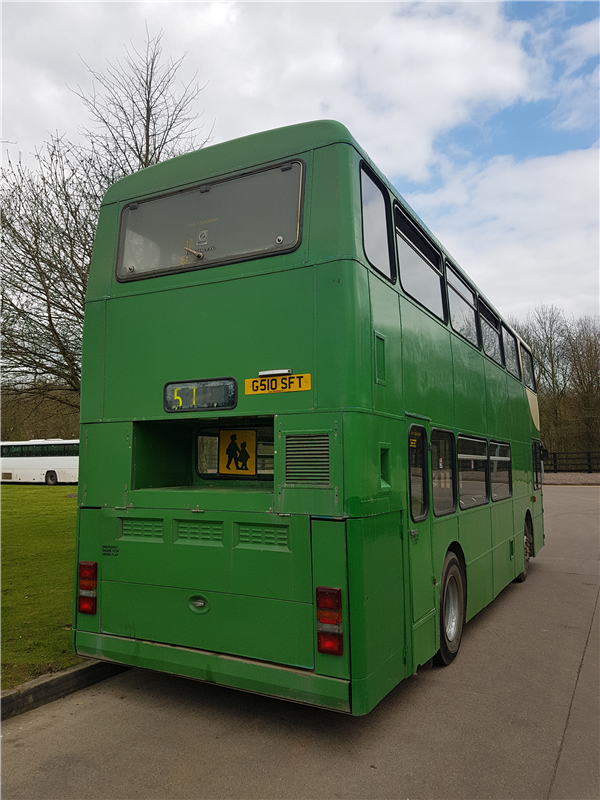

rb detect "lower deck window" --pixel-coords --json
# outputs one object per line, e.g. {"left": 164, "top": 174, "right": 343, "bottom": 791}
{"left": 409, "top": 426, "right": 428, "bottom": 521}
{"left": 432, "top": 430, "right": 456, "bottom": 516}
{"left": 458, "top": 436, "right": 488, "bottom": 509}
{"left": 490, "top": 442, "right": 511, "bottom": 501}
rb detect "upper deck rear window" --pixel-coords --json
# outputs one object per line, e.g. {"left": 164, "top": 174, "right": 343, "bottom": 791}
{"left": 117, "top": 162, "right": 303, "bottom": 281}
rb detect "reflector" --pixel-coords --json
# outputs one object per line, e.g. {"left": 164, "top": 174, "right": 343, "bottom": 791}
{"left": 78, "top": 561, "right": 97, "bottom": 614}
{"left": 316, "top": 586, "right": 341, "bottom": 610}
{"left": 318, "top": 631, "right": 343, "bottom": 655}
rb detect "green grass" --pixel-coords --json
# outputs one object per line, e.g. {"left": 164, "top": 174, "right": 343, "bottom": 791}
{"left": 1, "top": 485, "right": 83, "bottom": 689}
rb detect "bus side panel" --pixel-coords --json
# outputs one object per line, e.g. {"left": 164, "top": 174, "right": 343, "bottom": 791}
{"left": 400, "top": 299, "right": 454, "bottom": 428}
{"left": 346, "top": 513, "right": 405, "bottom": 716}
{"left": 451, "top": 335, "right": 487, "bottom": 435}
{"left": 315, "top": 261, "right": 372, "bottom": 413}
{"left": 369, "top": 272, "right": 402, "bottom": 417}
{"left": 86, "top": 202, "right": 120, "bottom": 301}
{"left": 311, "top": 519, "right": 350, "bottom": 681}
{"left": 342, "top": 413, "right": 405, "bottom": 518}
{"left": 458, "top": 506, "right": 494, "bottom": 622}
{"left": 79, "top": 300, "right": 106, "bottom": 423}
{"left": 79, "top": 423, "right": 132, "bottom": 509}
{"left": 484, "top": 358, "right": 509, "bottom": 440}
{"left": 491, "top": 501, "right": 517, "bottom": 596}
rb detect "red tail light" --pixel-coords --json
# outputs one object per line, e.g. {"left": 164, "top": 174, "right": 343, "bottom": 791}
{"left": 316, "top": 586, "right": 343, "bottom": 655}
{"left": 78, "top": 561, "right": 97, "bottom": 614}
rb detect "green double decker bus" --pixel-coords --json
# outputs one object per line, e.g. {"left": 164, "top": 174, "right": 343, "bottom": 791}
{"left": 73, "top": 121, "right": 544, "bottom": 715}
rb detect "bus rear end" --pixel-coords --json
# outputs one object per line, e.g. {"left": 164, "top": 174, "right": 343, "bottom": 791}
{"left": 73, "top": 122, "right": 365, "bottom": 713}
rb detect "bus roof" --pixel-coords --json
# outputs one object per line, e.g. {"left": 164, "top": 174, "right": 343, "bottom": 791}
{"left": 102, "top": 120, "right": 359, "bottom": 206}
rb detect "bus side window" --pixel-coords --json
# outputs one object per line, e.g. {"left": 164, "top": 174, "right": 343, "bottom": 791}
{"left": 458, "top": 436, "right": 489, "bottom": 509}
{"left": 521, "top": 346, "right": 537, "bottom": 391}
{"left": 447, "top": 266, "right": 479, "bottom": 348}
{"left": 360, "top": 167, "right": 394, "bottom": 281}
{"left": 479, "top": 303, "right": 503, "bottom": 366}
{"left": 431, "top": 430, "right": 456, "bottom": 516}
{"left": 502, "top": 327, "right": 521, "bottom": 379}
{"left": 532, "top": 442, "right": 543, "bottom": 489}
{"left": 396, "top": 208, "right": 444, "bottom": 320}
{"left": 490, "top": 442, "right": 511, "bottom": 501}
{"left": 409, "top": 426, "right": 428, "bottom": 521}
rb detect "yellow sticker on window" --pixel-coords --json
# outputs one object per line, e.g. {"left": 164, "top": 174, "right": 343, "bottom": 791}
{"left": 245, "top": 374, "right": 311, "bottom": 395}
{"left": 218, "top": 430, "right": 257, "bottom": 476}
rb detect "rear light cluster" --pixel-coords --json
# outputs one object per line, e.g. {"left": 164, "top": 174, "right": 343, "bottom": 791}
{"left": 78, "top": 561, "right": 97, "bottom": 614}
{"left": 316, "top": 586, "right": 343, "bottom": 655}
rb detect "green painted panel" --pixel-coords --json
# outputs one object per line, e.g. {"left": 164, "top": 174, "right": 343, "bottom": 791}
{"left": 484, "top": 358, "right": 510, "bottom": 440}
{"left": 79, "top": 300, "right": 106, "bottom": 422}
{"left": 309, "top": 142, "right": 359, "bottom": 262}
{"left": 506, "top": 374, "right": 530, "bottom": 443}
{"left": 491, "top": 501, "right": 516, "bottom": 596}
{"left": 103, "top": 268, "right": 316, "bottom": 421}
{"left": 431, "top": 516, "right": 459, "bottom": 585}
{"left": 98, "top": 509, "right": 312, "bottom": 603}
{"left": 346, "top": 514, "right": 404, "bottom": 685}
{"left": 459, "top": 507, "right": 494, "bottom": 620}
{"left": 370, "top": 273, "right": 402, "bottom": 416}
{"left": 315, "top": 261, "right": 372, "bottom": 412}
{"left": 85, "top": 202, "right": 119, "bottom": 301}
{"left": 401, "top": 299, "right": 454, "bottom": 427}
{"left": 275, "top": 412, "right": 343, "bottom": 517}
{"left": 100, "top": 581, "right": 314, "bottom": 668}
{"left": 75, "top": 631, "right": 350, "bottom": 712}
{"left": 451, "top": 335, "right": 486, "bottom": 434}
{"left": 311, "top": 520, "right": 350, "bottom": 680}
{"left": 79, "top": 423, "right": 132, "bottom": 508}
{"left": 342, "top": 413, "right": 405, "bottom": 517}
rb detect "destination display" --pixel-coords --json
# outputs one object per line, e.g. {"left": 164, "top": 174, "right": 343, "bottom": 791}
{"left": 164, "top": 379, "right": 236, "bottom": 412}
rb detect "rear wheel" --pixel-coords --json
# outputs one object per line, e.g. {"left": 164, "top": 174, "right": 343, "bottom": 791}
{"left": 434, "top": 552, "right": 466, "bottom": 666}
{"left": 45, "top": 471, "right": 58, "bottom": 485}
{"left": 515, "top": 516, "right": 533, "bottom": 582}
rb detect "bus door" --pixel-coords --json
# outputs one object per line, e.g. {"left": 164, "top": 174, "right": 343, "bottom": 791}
{"left": 407, "top": 424, "right": 436, "bottom": 668}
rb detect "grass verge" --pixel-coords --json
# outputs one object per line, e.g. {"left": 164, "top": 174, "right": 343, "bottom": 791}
{"left": 1, "top": 485, "right": 83, "bottom": 689}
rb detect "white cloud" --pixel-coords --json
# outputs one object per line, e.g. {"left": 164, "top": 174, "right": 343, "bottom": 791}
{"left": 2, "top": 1, "right": 598, "bottom": 321}
{"left": 3, "top": 2, "right": 536, "bottom": 180}
{"left": 406, "top": 147, "right": 600, "bottom": 319}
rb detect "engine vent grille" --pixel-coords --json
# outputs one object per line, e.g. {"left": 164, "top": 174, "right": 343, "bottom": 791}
{"left": 285, "top": 434, "right": 330, "bottom": 486}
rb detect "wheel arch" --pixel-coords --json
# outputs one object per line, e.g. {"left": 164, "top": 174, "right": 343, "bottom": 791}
{"left": 445, "top": 541, "right": 467, "bottom": 610}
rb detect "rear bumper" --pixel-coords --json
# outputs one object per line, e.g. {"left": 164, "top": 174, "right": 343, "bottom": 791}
{"left": 75, "top": 630, "right": 350, "bottom": 713}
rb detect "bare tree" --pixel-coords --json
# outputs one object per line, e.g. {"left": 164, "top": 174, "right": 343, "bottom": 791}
{"left": 511, "top": 306, "right": 600, "bottom": 454}
{"left": 567, "top": 316, "right": 600, "bottom": 451}
{"left": 1, "top": 29, "right": 210, "bottom": 412}
{"left": 73, "top": 29, "right": 212, "bottom": 173}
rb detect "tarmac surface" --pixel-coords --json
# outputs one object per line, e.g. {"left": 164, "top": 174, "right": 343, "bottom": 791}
{"left": 1, "top": 484, "right": 598, "bottom": 799}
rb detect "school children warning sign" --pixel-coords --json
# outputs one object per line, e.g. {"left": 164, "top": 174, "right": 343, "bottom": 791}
{"left": 218, "top": 430, "right": 257, "bottom": 476}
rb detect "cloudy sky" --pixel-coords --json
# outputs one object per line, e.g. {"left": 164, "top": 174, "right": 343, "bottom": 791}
{"left": 3, "top": 1, "right": 599, "bottom": 320}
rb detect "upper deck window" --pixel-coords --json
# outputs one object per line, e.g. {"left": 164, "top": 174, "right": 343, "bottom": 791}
{"left": 447, "top": 266, "right": 478, "bottom": 347}
{"left": 521, "top": 345, "right": 537, "bottom": 391}
{"left": 479, "top": 302, "right": 503, "bottom": 365}
{"left": 117, "top": 162, "right": 303, "bottom": 281}
{"left": 502, "top": 326, "right": 521, "bottom": 380}
{"left": 396, "top": 209, "right": 444, "bottom": 320}
{"left": 361, "top": 167, "right": 394, "bottom": 281}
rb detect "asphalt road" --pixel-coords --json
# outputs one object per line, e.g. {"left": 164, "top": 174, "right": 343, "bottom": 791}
{"left": 2, "top": 486, "right": 598, "bottom": 800}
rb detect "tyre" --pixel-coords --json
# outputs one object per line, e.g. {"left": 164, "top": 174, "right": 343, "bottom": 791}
{"left": 515, "top": 516, "right": 533, "bottom": 583}
{"left": 45, "top": 471, "right": 58, "bottom": 485}
{"left": 434, "top": 552, "right": 466, "bottom": 666}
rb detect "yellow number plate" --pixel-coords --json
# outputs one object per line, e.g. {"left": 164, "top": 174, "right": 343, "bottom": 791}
{"left": 245, "top": 374, "right": 311, "bottom": 395}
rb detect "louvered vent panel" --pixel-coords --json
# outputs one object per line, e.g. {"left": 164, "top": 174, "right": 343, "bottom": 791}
{"left": 285, "top": 434, "right": 330, "bottom": 486}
